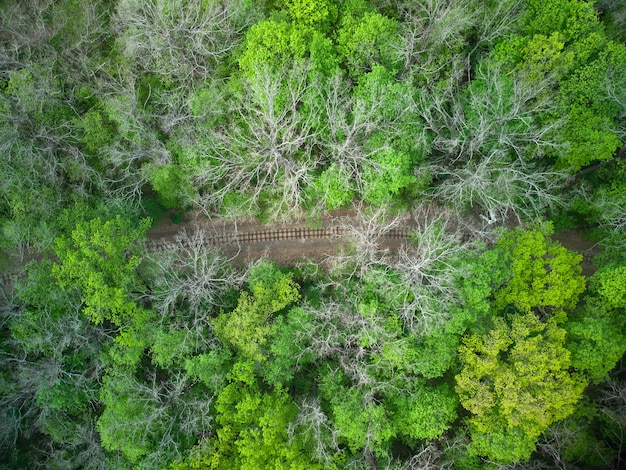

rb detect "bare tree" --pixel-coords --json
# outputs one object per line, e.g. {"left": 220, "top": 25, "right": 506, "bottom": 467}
{"left": 418, "top": 63, "right": 571, "bottom": 226}
{"left": 145, "top": 228, "right": 244, "bottom": 347}
{"left": 380, "top": 442, "right": 446, "bottom": 470}
{"left": 430, "top": 151, "right": 570, "bottom": 227}
{"left": 0, "top": 0, "right": 59, "bottom": 78}
{"left": 596, "top": 0, "right": 626, "bottom": 42}
{"left": 597, "top": 379, "right": 626, "bottom": 470}
{"left": 468, "top": 0, "right": 524, "bottom": 57}
{"left": 89, "top": 71, "right": 173, "bottom": 205}
{"left": 98, "top": 367, "right": 214, "bottom": 466}
{"left": 322, "top": 72, "right": 391, "bottom": 176}
{"left": 0, "top": 64, "right": 98, "bottom": 243}
{"left": 380, "top": 0, "right": 522, "bottom": 89}
{"left": 189, "top": 62, "right": 426, "bottom": 218}
{"left": 289, "top": 295, "right": 415, "bottom": 399}
{"left": 320, "top": 71, "right": 426, "bottom": 198}
{"left": 327, "top": 204, "right": 409, "bottom": 278}
{"left": 0, "top": 270, "right": 111, "bottom": 468}
{"left": 393, "top": 210, "right": 468, "bottom": 335}
{"left": 290, "top": 397, "right": 341, "bottom": 467}
{"left": 112, "top": 0, "right": 259, "bottom": 85}
{"left": 191, "top": 63, "right": 323, "bottom": 219}
{"left": 0, "top": 324, "right": 105, "bottom": 466}
{"left": 392, "top": 0, "right": 477, "bottom": 86}
{"left": 576, "top": 183, "right": 626, "bottom": 234}
{"left": 36, "top": 422, "right": 108, "bottom": 470}
{"left": 323, "top": 204, "right": 470, "bottom": 336}
{"left": 422, "top": 62, "right": 563, "bottom": 163}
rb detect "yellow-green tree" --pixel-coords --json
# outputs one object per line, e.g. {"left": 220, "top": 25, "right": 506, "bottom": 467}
{"left": 456, "top": 312, "right": 587, "bottom": 463}
{"left": 172, "top": 360, "right": 319, "bottom": 470}
{"left": 52, "top": 215, "right": 152, "bottom": 365}
{"left": 213, "top": 262, "right": 300, "bottom": 363}
{"left": 491, "top": 226, "right": 586, "bottom": 316}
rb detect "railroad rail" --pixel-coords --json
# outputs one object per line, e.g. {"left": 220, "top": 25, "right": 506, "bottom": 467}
{"left": 1, "top": 224, "right": 414, "bottom": 286}
{"left": 146, "top": 225, "right": 412, "bottom": 251}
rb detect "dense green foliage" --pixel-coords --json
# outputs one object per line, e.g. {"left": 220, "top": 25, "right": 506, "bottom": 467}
{"left": 1, "top": 0, "right": 625, "bottom": 468}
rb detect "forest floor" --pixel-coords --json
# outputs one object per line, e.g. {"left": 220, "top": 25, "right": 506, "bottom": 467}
{"left": 553, "top": 229, "right": 600, "bottom": 277}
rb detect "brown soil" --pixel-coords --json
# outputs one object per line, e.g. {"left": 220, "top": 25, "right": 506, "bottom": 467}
{"left": 553, "top": 230, "right": 600, "bottom": 277}
{"left": 147, "top": 211, "right": 603, "bottom": 275}
{"left": 1, "top": 209, "right": 602, "bottom": 286}
{"left": 146, "top": 208, "right": 414, "bottom": 267}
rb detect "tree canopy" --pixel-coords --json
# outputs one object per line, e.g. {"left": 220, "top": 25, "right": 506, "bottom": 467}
{"left": 1, "top": 0, "right": 625, "bottom": 468}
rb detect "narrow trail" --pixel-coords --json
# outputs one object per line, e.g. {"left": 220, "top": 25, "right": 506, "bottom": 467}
{"left": 145, "top": 208, "right": 417, "bottom": 266}
{"left": 146, "top": 209, "right": 599, "bottom": 273}
{"left": 0, "top": 209, "right": 415, "bottom": 287}
{"left": 0, "top": 208, "right": 600, "bottom": 286}
{"left": 148, "top": 225, "right": 410, "bottom": 249}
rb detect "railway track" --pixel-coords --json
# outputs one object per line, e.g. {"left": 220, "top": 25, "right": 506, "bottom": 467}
{"left": 1, "top": 220, "right": 599, "bottom": 285}
{"left": 146, "top": 225, "right": 412, "bottom": 251}
{"left": 1, "top": 224, "right": 412, "bottom": 286}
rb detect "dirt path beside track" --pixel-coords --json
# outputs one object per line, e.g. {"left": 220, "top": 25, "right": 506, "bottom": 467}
{"left": 145, "top": 208, "right": 416, "bottom": 266}
{"left": 0, "top": 208, "right": 600, "bottom": 286}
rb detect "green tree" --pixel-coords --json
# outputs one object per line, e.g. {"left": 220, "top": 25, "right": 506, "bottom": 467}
{"left": 238, "top": 19, "right": 336, "bottom": 79}
{"left": 392, "top": 383, "right": 458, "bottom": 442}
{"left": 2, "top": 258, "right": 109, "bottom": 469}
{"left": 327, "top": 65, "right": 427, "bottom": 206}
{"left": 213, "top": 262, "right": 300, "bottom": 363}
{"left": 309, "top": 163, "right": 355, "bottom": 210}
{"left": 79, "top": 108, "right": 117, "bottom": 156}
{"left": 557, "top": 39, "right": 626, "bottom": 170}
{"left": 53, "top": 215, "right": 149, "bottom": 324}
{"left": 362, "top": 146, "right": 418, "bottom": 205}
{"left": 262, "top": 306, "right": 317, "bottom": 387}
{"left": 491, "top": 0, "right": 626, "bottom": 170}
{"left": 145, "top": 163, "right": 191, "bottom": 209}
{"left": 523, "top": 0, "right": 598, "bottom": 41}
{"left": 565, "top": 265, "right": 626, "bottom": 382}
{"left": 319, "top": 370, "right": 395, "bottom": 458}
{"left": 282, "top": 0, "right": 337, "bottom": 30}
{"left": 52, "top": 215, "right": 152, "bottom": 365}
{"left": 491, "top": 226, "right": 586, "bottom": 315}
{"left": 98, "top": 367, "right": 213, "bottom": 467}
{"left": 173, "top": 360, "right": 318, "bottom": 470}
{"left": 336, "top": 11, "right": 402, "bottom": 78}
{"left": 456, "top": 312, "right": 587, "bottom": 463}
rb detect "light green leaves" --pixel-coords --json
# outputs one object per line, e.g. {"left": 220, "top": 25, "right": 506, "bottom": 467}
{"left": 336, "top": 12, "right": 402, "bottom": 78}
{"left": 328, "top": 387, "right": 395, "bottom": 455}
{"left": 173, "top": 361, "right": 318, "bottom": 470}
{"left": 362, "top": 147, "right": 417, "bottom": 205}
{"left": 53, "top": 215, "right": 150, "bottom": 326}
{"left": 311, "top": 164, "right": 355, "bottom": 210}
{"left": 213, "top": 263, "right": 300, "bottom": 362}
{"left": 566, "top": 266, "right": 626, "bottom": 382}
{"left": 592, "top": 265, "right": 626, "bottom": 309}
{"left": 456, "top": 312, "right": 587, "bottom": 463}
{"left": 146, "top": 163, "right": 191, "bottom": 209}
{"left": 492, "top": 226, "right": 586, "bottom": 315}
{"left": 238, "top": 19, "right": 336, "bottom": 79}
{"left": 393, "top": 384, "right": 458, "bottom": 441}
{"left": 283, "top": 0, "right": 337, "bottom": 29}
{"left": 52, "top": 215, "right": 152, "bottom": 367}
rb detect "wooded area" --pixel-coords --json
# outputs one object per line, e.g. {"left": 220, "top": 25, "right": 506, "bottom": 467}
{"left": 1, "top": 0, "right": 625, "bottom": 468}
